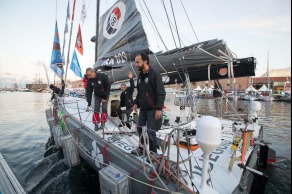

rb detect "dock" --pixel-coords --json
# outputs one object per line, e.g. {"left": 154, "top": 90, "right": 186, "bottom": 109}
{"left": 0, "top": 153, "right": 26, "bottom": 194}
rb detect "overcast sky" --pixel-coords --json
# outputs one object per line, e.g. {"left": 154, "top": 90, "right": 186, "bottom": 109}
{"left": 0, "top": 0, "right": 291, "bottom": 88}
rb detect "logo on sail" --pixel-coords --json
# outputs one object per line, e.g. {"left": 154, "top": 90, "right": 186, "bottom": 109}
{"left": 103, "top": 2, "right": 126, "bottom": 39}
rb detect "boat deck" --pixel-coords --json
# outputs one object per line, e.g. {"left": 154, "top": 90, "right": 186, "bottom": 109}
{"left": 0, "top": 153, "right": 26, "bottom": 194}
{"left": 59, "top": 96, "right": 259, "bottom": 194}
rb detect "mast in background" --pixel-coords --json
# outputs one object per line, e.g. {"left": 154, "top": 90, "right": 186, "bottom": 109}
{"left": 267, "top": 51, "right": 270, "bottom": 91}
{"left": 95, "top": 0, "right": 100, "bottom": 62}
{"left": 0, "top": 63, "right": 2, "bottom": 89}
{"left": 44, "top": 64, "right": 50, "bottom": 87}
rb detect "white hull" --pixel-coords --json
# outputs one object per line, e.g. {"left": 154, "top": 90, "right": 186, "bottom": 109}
{"left": 18, "top": 89, "right": 30, "bottom": 92}
{"left": 47, "top": 93, "right": 268, "bottom": 194}
{"left": 259, "top": 96, "right": 274, "bottom": 101}
{"left": 243, "top": 95, "right": 259, "bottom": 101}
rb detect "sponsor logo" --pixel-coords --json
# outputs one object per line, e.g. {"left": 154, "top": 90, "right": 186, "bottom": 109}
{"left": 103, "top": 2, "right": 126, "bottom": 39}
{"left": 91, "top": 141, "right": 104, "bottom": 169}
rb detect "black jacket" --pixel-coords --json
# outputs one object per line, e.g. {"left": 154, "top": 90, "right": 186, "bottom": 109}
{"left": 213, "top": 81, "right": 223, "bottom": 98}
{"left": 86, "top": 72, "right": 111, "bottom": 106}
{"left": 120, "top": 78, "right": 134, "bottom": 109}
{"left": 51, "top": 80, "right": 65, "bottom": 100}
{"left": 134, "top": 68, "right": 166, "bottom": 111}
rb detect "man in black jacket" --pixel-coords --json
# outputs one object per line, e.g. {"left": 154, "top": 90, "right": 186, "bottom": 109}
{"left": 49, "top": 79, "right": 65, "bottom": 101}
{"left": 86, "top": 68, "right": 111, "bottom": 130}
{"left": 131, "top": 53, "right": 166, "bottom": 155}
{"left": 117, "top": 71, "right": 135, "bottom": 129}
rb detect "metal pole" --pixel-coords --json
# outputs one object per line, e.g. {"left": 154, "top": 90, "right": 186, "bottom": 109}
{"left": 64, "top": 20, "right": 74, "bottom": 82}
{"left": 200, "top": 154, "right": 210, "bottom": 190}
{"left": 95, "top": 0, "right": 100, "bottom": 63}
{"left": 176, "top": 129, "right": 180, "bottom": 191}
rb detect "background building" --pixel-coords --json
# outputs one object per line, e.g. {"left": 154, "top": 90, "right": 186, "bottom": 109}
{"left": 66, "top": 67, "right": 291, "bottom": 94}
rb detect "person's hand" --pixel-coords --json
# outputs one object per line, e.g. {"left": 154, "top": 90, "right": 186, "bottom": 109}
{"left": 133, "top": 104, "right": 138, "bottom": 112}
{"left": 101, "top": 99, "right": 107, "bottom": 103}
{"left": 155, "top": 110, "right": 163, "bottom": 120}
{"left": 128, "top": 71, "right": 133, "bottom": 79}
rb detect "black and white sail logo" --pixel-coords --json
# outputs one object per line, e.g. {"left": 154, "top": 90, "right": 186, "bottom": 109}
{"left": 103, "top": 2, "right": 126, "bottom": 39}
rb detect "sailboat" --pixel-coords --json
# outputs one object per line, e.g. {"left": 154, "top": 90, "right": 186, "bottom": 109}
{"left": 243, "top": 77, "right": 259, "bottom": 101}
{"left": 258, "top": 85, "right": 273, "bottom": 101}
{"left": 259, "top": 52, "right": 274, "bottom": 101}
{"left": 47, "top": 1, "right": 275, "bottom": 194}
{"left": 280, "top": 80, "right": 291, "bottom": 102}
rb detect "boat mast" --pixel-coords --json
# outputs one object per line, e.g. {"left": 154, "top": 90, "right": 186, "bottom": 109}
{"left": 43, "top": 64, "right": 50, "bottom": 87}
{"left": 95, "top": 0, "right": 100, "bottom": 62}
{"left": 267, "top": 51, "right": 270, "bottom": 91}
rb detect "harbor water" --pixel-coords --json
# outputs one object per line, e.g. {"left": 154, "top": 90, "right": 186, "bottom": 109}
{"left": 0, "top": 92, "right": 290, "bottom": 194}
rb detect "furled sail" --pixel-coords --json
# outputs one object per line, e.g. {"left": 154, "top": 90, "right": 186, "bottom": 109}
{"left": 93, "top": 0, "right": 256, "bottom": 84}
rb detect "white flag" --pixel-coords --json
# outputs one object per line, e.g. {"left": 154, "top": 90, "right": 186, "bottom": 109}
{"left": 64, "top": 0, "right": 70, "bottom": 34}
{"left": 66, "top": 0, "right": 70, "bottom": 20}
{"left": 80, "top": 0, "right": 86, "bottom": 23}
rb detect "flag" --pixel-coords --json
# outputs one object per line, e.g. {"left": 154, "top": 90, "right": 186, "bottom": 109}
{"left": 75, "top": 25, "right": 83, "bottom": 55}
{"left": 66, "top": 0, "right": 70, "bottom": 20}
{"left": 62, "top": 0, "right": 70, "bottom": 61}
{"left": 70, "top": 50, "right": 83, "bottom": 78}
{"left": 72, "top": 0, "right": 76, "bottom": 21}
{"left": 64, "top": 0, "right": 70, "bottom": 34}
{"left": 80, "top": 0, "right": 87, "bottom": 24}
{"left": 50, "top": 21, "right": 64, "bottom": 78}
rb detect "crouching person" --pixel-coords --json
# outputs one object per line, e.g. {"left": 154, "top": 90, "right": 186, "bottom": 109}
{"left": 86, "top": 68, "right": 111, "bottom": 131}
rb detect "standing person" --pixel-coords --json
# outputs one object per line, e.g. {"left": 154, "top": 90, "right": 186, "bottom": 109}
{"left": 86, "top": 68, "right": 111, "bottom": 131}
{"left": 82, "top": 74, "right": 88, "bottom": 100}
{"left": 131, "top": 53, "right": 166, "bottom": 155}
{"left": 213, "top": 80, "right": 223, "bottom": 117}
{"left": 49, "top": 79, "right": 65, "bottom": 101}
{"left": 117, "top": 71, "right": 135, "bottom": 129}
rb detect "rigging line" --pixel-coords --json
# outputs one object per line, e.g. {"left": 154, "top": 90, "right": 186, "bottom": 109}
{"left": 140, "top": 129, "right": 170, "bottom": 192}
{"left": 61, "top": 123, "right": 169, "bottom": 192}
{"left": 160, "top": 0, "right": 178, "bottom": 49}
{"left": 197, "top": 47, "right": 227, "bottom": 62}
{"left": 170, "top": 133, "right": 197, "bottom": 192}
{"left": 153, "top": 53, "right": 168, "bottom": 74}
{"left": 123, "top": 19, "right": 138, "bottom": 78}
{"left": 65, "top": 97, "right": 198, "bottom": 191}
{"left": 138, "top": 5, "right": 163, "bottom": 50}
{"left": 178, "top": 58, "right": 188, "bottom": 82}
{"left": 179, "top": 0, "right": 199, "bottom": 43}
{"left": 209, "top": 173, "right": 232, "bottom": 194}
{"left": 140, "top": 1, "right": 190, "bottom": 84}
{"left": 142, "top": 0, "right": 168, "bottom": 51}
{"left": 63, "top": 109, "right": 194, "bottom": 193}
{"left": 170, "top": 0, "right": 182, "bottom": 48}
{"left": 172, "top": 62, "right": 187, "bottom": 86}
{"left": 226, "top": 45, "right": 237, "bottom": 59}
